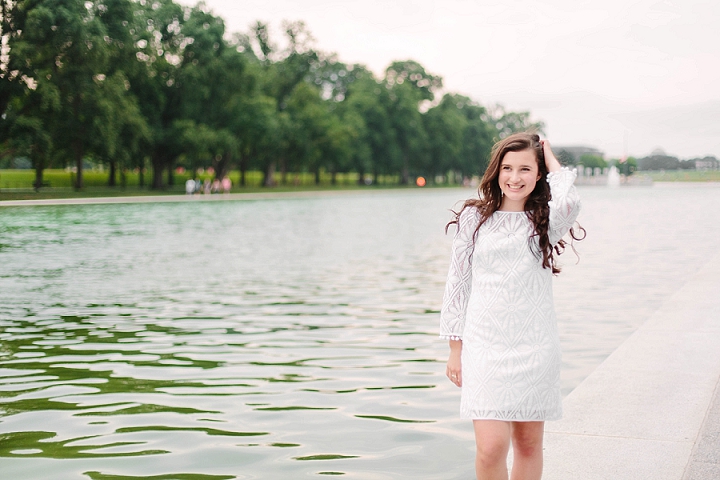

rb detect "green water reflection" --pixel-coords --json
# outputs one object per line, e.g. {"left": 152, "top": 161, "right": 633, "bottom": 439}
{"left": 2, "top": 185, "right": 720, "bottom": 478}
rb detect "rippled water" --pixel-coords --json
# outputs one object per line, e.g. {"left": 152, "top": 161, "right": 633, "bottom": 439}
{"left": 1, "top": 184, "right": 719, "bottom": 479}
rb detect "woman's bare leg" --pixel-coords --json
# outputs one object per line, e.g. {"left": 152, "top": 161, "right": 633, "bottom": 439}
{"left": 473, "top": 420, "right": 512, "bottom": 480}
{"left": 510, "top": 421, "right": 544, "bottom": 480}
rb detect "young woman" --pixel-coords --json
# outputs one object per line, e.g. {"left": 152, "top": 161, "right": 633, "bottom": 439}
{"left": 440, "top": 133, "right": 583, "bottom": 479}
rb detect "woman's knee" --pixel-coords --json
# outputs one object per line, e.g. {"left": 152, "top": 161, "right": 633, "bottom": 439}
{"left": 513, "top": 438, "right": 540, "bottom": 458}
{"left": 474, "top": 420, "right": 511, "bottom": 467}
{"left": 476, "top": 438, "right": 508, "bottom": 466}
{"left": 512, "top": 422, "right": 544, "bottom": 458}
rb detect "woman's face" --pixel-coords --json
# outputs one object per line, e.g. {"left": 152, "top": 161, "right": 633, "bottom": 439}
{"left": 498, "top": 149, "right": 541, "bottom": 211}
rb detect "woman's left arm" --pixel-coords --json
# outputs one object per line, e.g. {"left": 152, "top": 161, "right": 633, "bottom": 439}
{"left": 542, "top": 140, "right": 581, "bottom": 245}
{"left": 542, "top": 140, "right": 562, "bottom": 173}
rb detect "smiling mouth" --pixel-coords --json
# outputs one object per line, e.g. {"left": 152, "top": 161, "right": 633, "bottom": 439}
{"left": 506, "top": 184, "right": 524, "bottom": 191}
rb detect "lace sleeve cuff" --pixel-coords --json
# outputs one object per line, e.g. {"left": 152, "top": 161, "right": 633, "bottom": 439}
{"left": 439, "top": 334, "right": 462, "bottom": 341}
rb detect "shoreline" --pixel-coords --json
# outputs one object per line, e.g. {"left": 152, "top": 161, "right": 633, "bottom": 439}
{"left": 0, "top": 187, "right": 446, "bottom": 207}
{"left": 2, "top": 181, "right": 719, "bottom": 208}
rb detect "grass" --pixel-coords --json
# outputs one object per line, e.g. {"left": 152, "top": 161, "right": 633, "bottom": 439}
{"left": 645, "top": 170, "right": 720, "bottom": 182}
{"left": 0, "top": 169, "right": 413, "bottom": 201}
{"left": 0, "top": 169, "right": 387, "bottom": 189}
{"left": 8, "top": 168, "right": 715, "bottom": 202}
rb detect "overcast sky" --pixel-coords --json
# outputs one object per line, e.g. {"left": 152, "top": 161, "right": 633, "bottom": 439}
{"left": 177, "top": 0, "right": 720, "bottom": 159}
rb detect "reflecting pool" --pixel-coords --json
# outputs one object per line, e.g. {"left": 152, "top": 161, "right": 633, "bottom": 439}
{"left": 1, "top": 183, "right": 719, "bottom": 479}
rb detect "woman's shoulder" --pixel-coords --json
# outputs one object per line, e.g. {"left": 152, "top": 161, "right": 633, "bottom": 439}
{"left": 447, "top": 203, "right": 480, "bottom": 235}
{"left": 458, "top": 203, "right": 482, "bottom": 223}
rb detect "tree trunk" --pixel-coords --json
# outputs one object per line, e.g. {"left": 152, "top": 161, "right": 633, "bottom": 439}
{"left": 357, "top": 168, "right": 365, "bottom": 185}
{"left": 263, "top": 161, "right": 275, "bottom": 187}
{"left": 331, "top": 169, "right": 337, "bottom": 185}
{"left": 239, "top": 154, "right": 247, "bottom": 186}
{"left": 400, "top": 156, "right": 409, "bottom": 185}
{"left": 71, "top": 95, "right": 85, "bottom": 190}
{"left": 167, "top": 163, "right": 174, "bottom": 186}
{"left": 151, "top": 152, "right": 164, "bottom": 189}
{"left": 108, "top": 160, "right": 117, "bottom": 186}
{"left": 33, "top": 161, "right": 44, "bottom": 192}
{"left": 314, "top": 167, "right": 321, "bottom": 185}
{"left": 217, "top": 152, "right": 231, "bottom": 180}
{"left": 73, "top": 140, "right": 84, "bottom": 190}
{"left": 373, "top": 169, "right": 379, "bottom": 185}
{"left": 280, "top": 158, "right": 287, "bottom": 185}
{"left": 120, "top": 169, "right": 127, "bottom": 188}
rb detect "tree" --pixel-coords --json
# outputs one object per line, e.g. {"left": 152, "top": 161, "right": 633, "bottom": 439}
{"left": 309, "top": 58, "right": 367, "bottom": 184}
{"left": 173, "top": 119, "right": 217, "bottom": 174}
{"left": 1, "top": 25, "right": 60, "bottom": 190}
{"left": 241, "top": 21, "right": 324, "bottom": 186}
{"left": 612, "top": 157, "right": 637, "bottom": 176}
{"left": 90, "top": 72, "right": 150, "bottom": 186}
{"left": 556, "top": 149, "right": 575, "bottom": 166}
{"left": 174, "top": 5, "right": 248, "bottom": 182}
{"left": 282, "top": 82, "right": 331, "bottom": 184}
{"left": 458, "top": 97, "right": 496, "bottom": 178}
{"left": 2, "top": 0, "right": 115, "bottom": 189}
{"left": 383, "top": 61, "right": 441, "bottom": 184}
{"left": 578, "top": 154, "right": 607, "bottom": 173}
{"left": 2, "top": 9, "right": 552, "bottom": 191}
{"left": 125, "top": 0, "right": 186, "bottom": 189}
{"left": 228, "top": 90, "right": 278, "bottom": 186}
{"left": 0, "top": 0, "right": 27, "bottom": 124}
{"left": 424, "top": 94, "right": 467, "bottom": 182}
{"left": 7, "top": 114, "right": 53, "bottom": 190}
{"left": 340, "top": 67, "right": 396, "bottom": 184}
{"left": 92, "top": 0, "right": 150, "bottom": 186}
{"left": 637, "top": 151, "right": 679, "bottom": 171}
{"left": 386, "top": 81, "right": 428, "bottom": 184}
{"left": 485, "top": 104, "right": 544, "bottom": 139}
{"left": 385, "top": 60, "right": 442, "bottom": 103}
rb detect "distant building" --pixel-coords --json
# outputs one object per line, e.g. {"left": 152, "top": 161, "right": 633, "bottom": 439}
{"left": 694, "top": 156, "right": 719, "bottom": 170}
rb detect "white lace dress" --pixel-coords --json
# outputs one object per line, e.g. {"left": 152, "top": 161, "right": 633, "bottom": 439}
{"left": 440, "top": 169, "right": 581, "bottom": 421}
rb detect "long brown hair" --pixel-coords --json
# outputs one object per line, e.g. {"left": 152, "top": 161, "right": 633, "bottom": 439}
{"left": 447, "top": 132, "right": 584, "bottom": 274}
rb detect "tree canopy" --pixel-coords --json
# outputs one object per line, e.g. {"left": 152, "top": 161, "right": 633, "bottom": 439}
{"left": 1, "top": 0, "right": 543, "bottom": 189}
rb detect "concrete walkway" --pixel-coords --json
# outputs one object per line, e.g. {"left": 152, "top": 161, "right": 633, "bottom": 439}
{"left": 544, "top": 251, "right": 720, "bottom": 479}
{"left": 684, "top": 376, "right": 720, "bottom": 479}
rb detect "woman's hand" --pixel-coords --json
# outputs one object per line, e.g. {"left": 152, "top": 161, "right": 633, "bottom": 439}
{"left": 541, "top": 139, "right": 562, "bottom": 173}
{"left": 446, "top": 339, "right": 462, "bottom": 387}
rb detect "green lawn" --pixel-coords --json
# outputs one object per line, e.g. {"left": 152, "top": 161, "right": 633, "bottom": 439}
{"left": 0, "top": 169, "right": 407, "bottom": 201}
{"left": 646, "top": 170, "right": 720, "bottom": 182}
{"left": 0, "top": 169, "right": 384, "bottom": 189}
{"left": 3, "top": 168, "right": 719, "bottom": 202}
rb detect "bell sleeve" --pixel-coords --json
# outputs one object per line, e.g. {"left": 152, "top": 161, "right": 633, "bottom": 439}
{"left": 547, "top": 167, "right": 581, "bottom": 246}
{"left": 439, "top": 207, "right": 477, "bottom": 341}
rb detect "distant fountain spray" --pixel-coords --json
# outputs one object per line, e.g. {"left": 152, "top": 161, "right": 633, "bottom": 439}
{"left": 607, "top": 165, "right": 621, "bottom": 187}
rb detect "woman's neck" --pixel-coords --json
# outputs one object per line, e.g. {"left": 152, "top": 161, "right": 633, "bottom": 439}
{"left": 498, "top": 197, "right": 526, "bottom": 212}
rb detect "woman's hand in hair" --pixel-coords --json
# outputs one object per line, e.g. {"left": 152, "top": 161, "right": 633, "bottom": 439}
{"left": 541, "top": 140, "right": 562, "bottom": 173}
